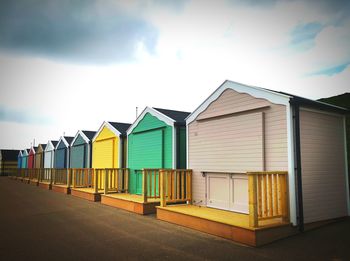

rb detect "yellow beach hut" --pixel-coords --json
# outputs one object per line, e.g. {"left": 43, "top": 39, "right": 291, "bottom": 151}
{"left": 92, "top": 121, "right": 131, "bottom": 169}
{"left": 70, "top": 121, "right": 130, "bottom": 201}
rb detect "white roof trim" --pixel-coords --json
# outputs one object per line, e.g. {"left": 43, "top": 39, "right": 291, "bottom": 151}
{"left": 45, "top": 141, "right": 55, "bottom": 152}
{"left": 29, "top": 146, "right": 36, "bottom": 155}
{"left": 18, "top": 151, "right": 23, "bottom": 157}
{"left": 22, "top": 149, "right": 28, "bottom": 156}
{"left": 55, "top": 136, "right": 69, "bottom": 149}
{"left": 127, "top": 106, "right": 175, "bottom": 135}
{"left": 92, "top": 121, "right": 121, "bottom": 142}
{"left": 71, "top": 130, "right": 90, "bottom": 146}
{"left": 186, "top": 80, "right": 291, "bottom": 124}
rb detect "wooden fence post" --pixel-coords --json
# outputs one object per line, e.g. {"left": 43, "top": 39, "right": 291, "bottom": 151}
{"left": 67, "top": 169, "right": 71, "bottom": 188}
{"left": 248, "top": 173, "right": 258, "bottom": 228}
{"left": 187, "top": 170, "right": 192, "bottom": 204}
{"left": 160, "top": 170, "right": 166, "bottom": 207}
{"left": 125, "top": 169, "right": 129, "bottom": 193}
{"left": 104, "top": 169, "right": 108, "bottom": 195}
{"left": 142, "top": 169, "right": 147, "bottom": 203}
{"left": 281, "top": 175, "right": 289, "bottom": 222}
{"left": 94, "top": 170, "right": 99, "bottom": 194}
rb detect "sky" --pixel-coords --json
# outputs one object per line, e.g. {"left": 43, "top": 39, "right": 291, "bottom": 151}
{"left": 0, "top": 0, "right": 349, "bottom": 150}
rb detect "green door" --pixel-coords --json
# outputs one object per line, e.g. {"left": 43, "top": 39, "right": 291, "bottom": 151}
{"left": 129, "top": 129, "right": 163, "bottom": 194}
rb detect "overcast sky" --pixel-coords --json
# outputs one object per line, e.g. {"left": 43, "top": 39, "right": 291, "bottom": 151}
{"left": 1, "top": 0, "right": 349, "bottom": 149}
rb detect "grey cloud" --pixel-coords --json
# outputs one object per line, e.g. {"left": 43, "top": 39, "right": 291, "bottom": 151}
{"left": 290, "top": 22, "right": 324, "bottom": 51}
{"left": 152, "top": 0, "right": 189, "bottom": 12}
{"left": 228, "top": 0, "right": 350, "bottom": 17}
{"left": 0, "top": 105, "right": 53, "bottom": 125}
{"left": 0, "top": 0, "right": 158, "bottom": 64}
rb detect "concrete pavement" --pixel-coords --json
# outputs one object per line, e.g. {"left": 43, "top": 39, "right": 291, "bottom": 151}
{"left": 1, "top": 177, "right": 349, "bottom": 261}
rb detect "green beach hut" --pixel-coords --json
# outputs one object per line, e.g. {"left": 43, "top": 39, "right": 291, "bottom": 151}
{"left": 127, "top": 107, "right": 190, "bottom": 194}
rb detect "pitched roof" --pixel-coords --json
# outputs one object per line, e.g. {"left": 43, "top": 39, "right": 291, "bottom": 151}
{"left": 274, "top": 90, "right": 348, "bottom": 114}
{"left": 108, "top": 122, "right": 131, "bottom": 136}
{"left": 82, "top": 130, "right": 96, "bottom": 140}
{"left": 40, "top": 144, "right": 47, "bottom": 150}
{"left": 0, "top": 149, "right": 20, "bottom": 161}
{"left": 51, "top": 141, "right": 58, "bottom": 147}
{"left": 187, "top": 80, "right": 348, "bottom": 124}
{"left": 318, "top": 93, "right": 350, "bottom": 110}
{"left": 153, "top": 108, "right": 191, "bottom": 125}
{"left": 63, "top": 136, "right": 74, "bottom": 145}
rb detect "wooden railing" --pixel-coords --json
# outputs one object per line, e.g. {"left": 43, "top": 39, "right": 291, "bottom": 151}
{"left": 142, "top": 169, "right": 160, "bottom": 202}
{"left": 53, "top": 169, "right": 68, "bottom": 185}
{"left": 71, "top": 168, "right": 110, "bottom": 193}
{"left": 23, "top": 169, "right": 29, "bottom": 179}
{"left": 71, "top": 168, "right": 94, "bottom": 188}
{"left": 39, "top": 168, "right": 53, "bottom": 183}
{"left": 247, "top": 171, "right": 289, "bottom": 228}
{"left": 29, "top": 169, "right": 40, "bottom": 181}
{"left": 104, "top": 168, "right": 129, "bottom": 194}
{"left": 160, "top": 169, "right": 192, "bottom": 207}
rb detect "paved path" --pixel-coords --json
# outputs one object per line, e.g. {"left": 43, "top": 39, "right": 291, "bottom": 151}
{"left": 1, "top": 177, "right": 349, "bottom": 261}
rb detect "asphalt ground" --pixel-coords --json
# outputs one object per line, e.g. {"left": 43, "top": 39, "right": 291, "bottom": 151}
{"left": 1, "top": 177, "right": 349, "bottom": 261}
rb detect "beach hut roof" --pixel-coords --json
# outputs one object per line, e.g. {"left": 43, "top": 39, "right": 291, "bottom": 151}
{"left": 153, "top": 108, "right": 191, "bottom": 125}
{"left": 0, "top": 149, "right": 20, "bottom": 161}
{"left": 186, "top": 80, "right": 348, "bottom": 124}
{"left": 71, "top": 130, "right": 97, "bottom": 145}
{"left": 127, "top": 107, "right": 190, "bottom": 135}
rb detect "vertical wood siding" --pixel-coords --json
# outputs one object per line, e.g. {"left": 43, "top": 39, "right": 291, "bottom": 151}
{"left": 44, "top": 151, "right": 52, "bottom": 168}
{"left": 70, "top": 135, "right": 88, "bottom": 168}
{"left": 28, "top": 151, "right": 34, "bottom": 169}
{"left": 70, "top": 144, "right": 86, "bottom": 168}
{"left": 188, "top": 89, "right": 288, "bottom": 206}
{"left": 55, "top": 148, "right": 66, "bottom": 168}
{"left": 300, "top": 109, "right": 348, "bottom": 223}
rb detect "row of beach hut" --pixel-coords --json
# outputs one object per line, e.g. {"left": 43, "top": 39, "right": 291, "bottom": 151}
{"left": 12, "top": 80, "right": 350, "bottom": 246}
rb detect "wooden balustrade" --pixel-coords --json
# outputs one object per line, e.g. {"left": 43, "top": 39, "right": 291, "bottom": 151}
{"left": 159, "top": 169, "right": 192, "bottom": 207}
{"left": 104, "top": 168, "right": 129, "bottom": 194}
{"left": 40, "top": 168, "right": 52, "bottom": 183}
{"left": 247, "top": 171, "right": 289, "bottom": 228}
{"left": 71, "top": 169, "right": 94, "bottom": 188}
{"left": 142, "top": 169, "right": 161, "bottom": 203}
{"left": 53, "top": 169, "right": 68, "bottom": 185}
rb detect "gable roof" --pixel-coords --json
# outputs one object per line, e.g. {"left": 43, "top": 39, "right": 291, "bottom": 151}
{"left": 29, "top": 146, "right": 37, "bottom": 154}
{"left": 39, "top": 144, "right": 47, "bottom": 150}
{"left": 108, "top": 122, "right": 131, "bottom": 136}
{"left": 153, "top": 108, "right": 191, "bottom": 125}
{"left": 92, "top": 121, "right": 131, "bottom": 142}
{"left": 127, "top": 107, "right": 190, "bottom": 135}
{"left": 23, "top": 149, "right": 29, "bottom": 156}
{"left": 71, "top": 130, "right": 97, "bottom": 145}
{"left": 55, "top": 136, "right": 74, "bottom": 149}
{"left": 45, "top": 140, "right": 58, "bottom": 152}
{"left": 187, "top": 80, "right": 348, "bottom": 124}
{"left": 0, "top": 149, "right": 20, "bottom": 161}
{"left": 82, "top": 130, "right": 96, "bottom": 140}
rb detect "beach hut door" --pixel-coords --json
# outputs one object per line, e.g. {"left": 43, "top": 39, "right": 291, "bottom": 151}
{"left": 206, "top": 173, "right": 248, "bottom": 213}
{"left": 206, "top": 173, "right": 230, "bottom": 210}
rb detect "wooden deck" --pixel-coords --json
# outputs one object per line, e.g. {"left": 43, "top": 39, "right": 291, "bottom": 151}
{"left": 29, "top": 179, "right": 39, "bottom": 186}
{"left": 157, "top": 205, "right": 297, "bottom": 246}
{"left": 101, "top": 193, "right": 160, "bottom": 215}
{"left": 51, "top": 184, "right": 70, "bottom": 194}
{"left": 70, "top": 188, "right": 104, "bottom": 202}
{"left": 38, "top": 181, "right": 51, "bottom": 190}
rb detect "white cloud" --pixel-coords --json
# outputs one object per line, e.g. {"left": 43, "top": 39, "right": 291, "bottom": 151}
{"left": 1, "top": 0, "right": 350, "bottom": 148}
